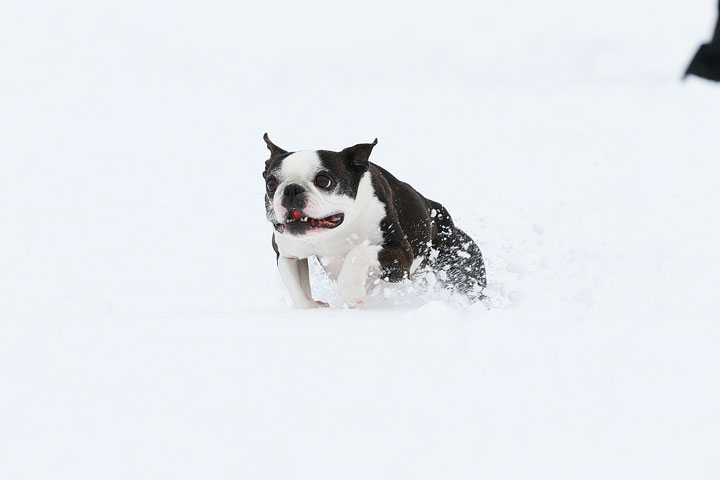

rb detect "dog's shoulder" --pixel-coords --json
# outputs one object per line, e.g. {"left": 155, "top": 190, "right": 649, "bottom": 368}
{"left": 367, "top": 162, "right": 437, "bottom": 255}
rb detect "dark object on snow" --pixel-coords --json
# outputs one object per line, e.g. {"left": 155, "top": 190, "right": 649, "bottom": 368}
{"left": 685, "top": 1, "right": 720, "bottom": 81}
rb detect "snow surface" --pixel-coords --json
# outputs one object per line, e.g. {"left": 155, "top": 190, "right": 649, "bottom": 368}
{"left": 2, "top": 0, "right": 720, "bottom": 478}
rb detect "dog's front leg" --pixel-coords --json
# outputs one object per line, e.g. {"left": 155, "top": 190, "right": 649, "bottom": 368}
{"left": 278, "top": 256, "right": 319, "bottom": 309}
{"left": 337, "top": 246, "right": 382, "bottom": 307}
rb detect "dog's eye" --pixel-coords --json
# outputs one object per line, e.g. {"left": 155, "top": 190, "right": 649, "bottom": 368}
{"left": 315, "top": 174, "right": 332, "bottom": 189}
{"left": 266, "top": 178, "right": 278, "bottom": 192}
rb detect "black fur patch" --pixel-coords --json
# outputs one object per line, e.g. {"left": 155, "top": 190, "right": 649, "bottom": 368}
{"left": 315, "top": 150, "right": 367, "bottom": 198}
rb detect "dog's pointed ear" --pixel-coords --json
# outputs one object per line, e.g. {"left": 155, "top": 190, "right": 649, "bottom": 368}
{"left": 341, "top": 138, "right": 378, "bottom": 172}
{"left": 263, "top": 133, "right": 287, "bottom": 156}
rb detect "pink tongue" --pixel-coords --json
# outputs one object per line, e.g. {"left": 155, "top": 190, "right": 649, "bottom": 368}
{"left": 289, "top": 209, "right": 302, "bottom": 220}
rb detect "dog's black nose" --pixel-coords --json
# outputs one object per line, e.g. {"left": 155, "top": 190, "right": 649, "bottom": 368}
{"left": 281, "top": 183, "right": 307, "bottom": 210}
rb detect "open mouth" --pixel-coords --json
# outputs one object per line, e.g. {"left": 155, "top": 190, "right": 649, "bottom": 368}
{"left": 274, "top": 210, "right": 344, "bottom": 235}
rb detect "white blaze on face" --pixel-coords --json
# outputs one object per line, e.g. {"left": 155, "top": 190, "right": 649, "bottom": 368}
{"left": 278, "top": 151, "right": 322, "bottom": 181}
{"left": 271, "top": 151, "right": 355, "bottom": 233}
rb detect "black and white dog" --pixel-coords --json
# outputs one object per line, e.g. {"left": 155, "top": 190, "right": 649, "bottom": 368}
{"left": 262, "top": 134, "right": 486, "bottom": 308}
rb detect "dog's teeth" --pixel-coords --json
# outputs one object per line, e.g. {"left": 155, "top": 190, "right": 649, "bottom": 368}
{"left": 302, "top": 217, "right": 308, "bottom": 222}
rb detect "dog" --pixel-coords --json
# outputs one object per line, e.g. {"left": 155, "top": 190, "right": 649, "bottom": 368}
{"left": 262, "top": 133, "right": 486, "bottom": 308}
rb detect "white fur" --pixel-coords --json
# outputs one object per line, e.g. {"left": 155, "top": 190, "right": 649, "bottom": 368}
{"left": 274, "top": 151, "right": 322, "bottom": 184}
{"left": 337, "top": 245, "right": 382, "bottom": 307}
{"left": 277, "top": 256, "right": 317, "bottom": 309}
{"left": 271, "top": 153, "right": 387, "bottom": 308}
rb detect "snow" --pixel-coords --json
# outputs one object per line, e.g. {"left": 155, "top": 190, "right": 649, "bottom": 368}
{"left": 2, "top": 0, "right": 720, "bottom": 478}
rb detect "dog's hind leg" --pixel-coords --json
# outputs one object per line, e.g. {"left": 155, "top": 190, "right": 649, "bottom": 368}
{"left": 429, "top": 203, "right": 487, "bottom": 301}
{"left": 438, "top": 228, "right": 487, "bottom": 298}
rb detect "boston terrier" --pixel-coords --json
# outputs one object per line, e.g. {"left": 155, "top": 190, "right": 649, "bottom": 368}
{"left": 262, "top": 133, "right": 486, "bottom": 308}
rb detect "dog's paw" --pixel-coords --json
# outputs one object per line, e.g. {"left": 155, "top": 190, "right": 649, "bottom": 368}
{"left": 297, "top": 300, "right": 319, "bottom": 309}
{"left": 344, "top": 299, "right": 364, "bottom": 309}
{"left": 337, "top": 274, "right": 368, "bottom": 307}
{"left": 293, "top": 299, "right": 329, "bottom": 309}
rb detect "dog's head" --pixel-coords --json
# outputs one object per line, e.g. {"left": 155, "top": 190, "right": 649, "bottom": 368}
{"left": 262, "top": 133, "right": 378, "bottom": 237}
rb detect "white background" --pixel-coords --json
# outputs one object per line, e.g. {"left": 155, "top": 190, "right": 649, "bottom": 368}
{"left": 2, "top": 0, "right": 719, "bottom": 478}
